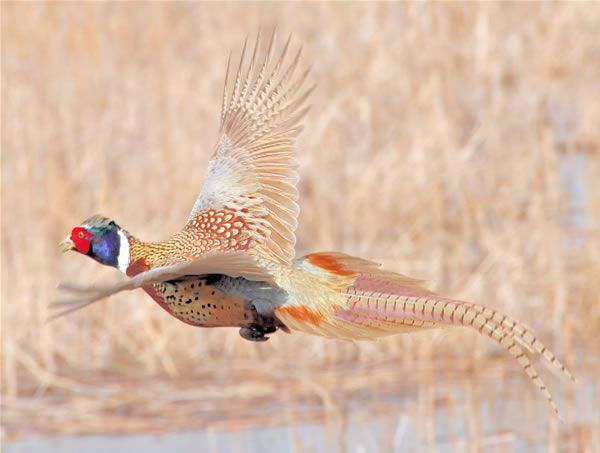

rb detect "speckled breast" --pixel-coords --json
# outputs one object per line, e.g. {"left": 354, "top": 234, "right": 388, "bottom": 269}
{"left": 144, "top": 274, "right": 287, "bottom": 330}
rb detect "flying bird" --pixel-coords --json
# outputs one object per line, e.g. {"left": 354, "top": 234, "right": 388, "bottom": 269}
{"left": 55, "top": 32, "right": 573, "bottom": 416}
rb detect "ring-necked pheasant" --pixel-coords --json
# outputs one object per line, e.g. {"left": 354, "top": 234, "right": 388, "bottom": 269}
{"left": 56, "top": 32, "right": 573, "bottom": 415}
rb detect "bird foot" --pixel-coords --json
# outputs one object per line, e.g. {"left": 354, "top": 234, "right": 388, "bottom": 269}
{"left": 238, "top": 298, "right": 288, "bottom": 342}
{"left": 239, "top": 325, "right": 278, "bottom": 342}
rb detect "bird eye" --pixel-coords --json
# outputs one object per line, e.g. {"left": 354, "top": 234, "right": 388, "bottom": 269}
{"left": 78, "top": 231, "right": 85, "bottom": 239}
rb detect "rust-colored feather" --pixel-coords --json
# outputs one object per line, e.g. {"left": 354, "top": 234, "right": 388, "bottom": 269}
{"left": 279, "top": 252, "right": 573, "bottom": 417}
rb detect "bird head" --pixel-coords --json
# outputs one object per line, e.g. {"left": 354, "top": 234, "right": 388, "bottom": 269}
{"left": 60, "top": 215, "right": 129, "bottom": 272}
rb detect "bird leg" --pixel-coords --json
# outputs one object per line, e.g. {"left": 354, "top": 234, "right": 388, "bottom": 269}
{"left": 238, "top": 298, "right": 287, "bottom": 342}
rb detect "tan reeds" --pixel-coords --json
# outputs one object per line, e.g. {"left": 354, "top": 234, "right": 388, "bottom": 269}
{"left": 2, "top": 2, "right": 599, "bottom": 448}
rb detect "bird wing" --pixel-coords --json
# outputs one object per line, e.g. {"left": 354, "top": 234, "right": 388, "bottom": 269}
{"left": 51, "top": 251, "right": 275, "bottom": 320}
{"left": 187, "top": 32, "right": 313, "bottom": 264}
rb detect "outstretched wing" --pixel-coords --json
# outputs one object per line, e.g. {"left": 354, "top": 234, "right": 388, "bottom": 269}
{"left": 187, "top": 32, "right": 313, "bottom": 264}
{"left": 51, "top": 251, "right": 275, "bottom": 320}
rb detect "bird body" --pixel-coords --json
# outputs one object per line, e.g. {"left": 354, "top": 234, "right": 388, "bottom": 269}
{"left": 57, "top": 32, "right": 573, "bottom": 416}
{"left": 150, "top": 274, "right": 286, "bottom": 340}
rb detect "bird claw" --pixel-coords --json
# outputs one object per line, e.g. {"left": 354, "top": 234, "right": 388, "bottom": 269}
{"left": 239, "top": 325, "right": 278, "bottom": 342}
{"left": 237, "top": 298, "right": 285, "bottom": 342}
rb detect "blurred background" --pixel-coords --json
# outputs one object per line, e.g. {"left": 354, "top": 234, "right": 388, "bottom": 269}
{"left": 2, "top": 2, "right": 599, "bottom": 452}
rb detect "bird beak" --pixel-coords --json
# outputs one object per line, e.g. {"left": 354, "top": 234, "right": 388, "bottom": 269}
{"left": 59, "top": 236, "right": 75, "bottom": 252}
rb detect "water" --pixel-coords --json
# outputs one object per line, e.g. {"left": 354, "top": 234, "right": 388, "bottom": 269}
{"left": 5, "top": 369, "right": 595, "bottom": 453}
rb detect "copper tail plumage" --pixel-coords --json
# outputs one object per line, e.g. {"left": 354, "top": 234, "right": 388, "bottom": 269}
{"left": 280, "top": 253, "right": 575, "bottom": 417}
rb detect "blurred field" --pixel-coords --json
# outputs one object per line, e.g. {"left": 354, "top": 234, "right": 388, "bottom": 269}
{"left": 2, "top": 2, "right": 600, "bottom": 451}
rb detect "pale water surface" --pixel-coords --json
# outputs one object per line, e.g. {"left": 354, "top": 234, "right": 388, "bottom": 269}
{"left": 5, "top": 369, "right": 596, "bottom": 453}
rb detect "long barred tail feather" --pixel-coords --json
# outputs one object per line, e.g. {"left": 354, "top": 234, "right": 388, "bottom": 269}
{"left": 337, "top": 291, "right": 566, "bottom": 416}
{"left": 465, "top": 303, "right": 574, "bottom": 382}
{"left": 284, "top": 252, "right": 575, "bottom": 417}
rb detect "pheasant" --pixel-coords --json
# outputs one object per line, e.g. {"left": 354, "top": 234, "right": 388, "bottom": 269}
{"left": 56, "top": 32, "right": 573, "bottom": 415}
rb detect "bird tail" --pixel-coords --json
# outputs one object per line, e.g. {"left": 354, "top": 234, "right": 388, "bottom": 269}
{"left": 276, "top": 252, "right": 574, "bottom": 416}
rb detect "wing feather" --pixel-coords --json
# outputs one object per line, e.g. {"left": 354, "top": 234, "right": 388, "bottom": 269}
{"left": 188, "top": 32, "right": 312, "bottom": 264}
{"left": 50, "top": 251, "right": 274, "bottom": 320}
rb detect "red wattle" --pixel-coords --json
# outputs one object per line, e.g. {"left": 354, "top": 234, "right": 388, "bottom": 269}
{"left": 71, "top": 227, "right": 93, "bottom": 254}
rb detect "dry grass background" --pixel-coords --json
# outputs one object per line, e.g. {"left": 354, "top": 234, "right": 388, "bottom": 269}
{"left": 2, "top": 2, "right": 600, "bottom": 450}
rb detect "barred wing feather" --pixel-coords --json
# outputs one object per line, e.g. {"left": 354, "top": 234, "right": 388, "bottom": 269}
{"left": 188, "top": 32, "right": 313, "bottom": 263}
